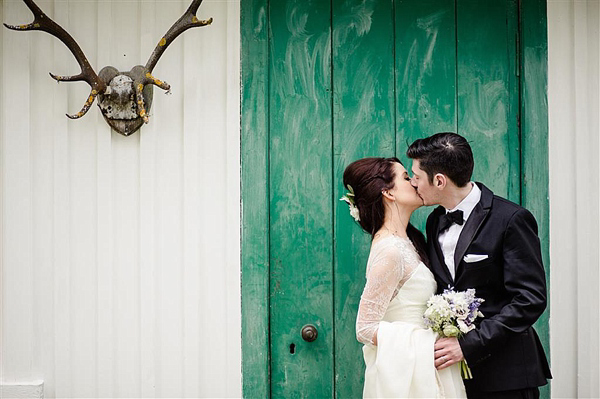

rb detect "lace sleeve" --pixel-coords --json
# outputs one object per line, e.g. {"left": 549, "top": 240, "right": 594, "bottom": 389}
{"left": 356, "top": 242, "right": 406, "bottom": 346}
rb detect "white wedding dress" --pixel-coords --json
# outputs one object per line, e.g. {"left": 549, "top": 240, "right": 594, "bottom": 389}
{"left": 357, "top": 235, "right": 466, "bottom": 398}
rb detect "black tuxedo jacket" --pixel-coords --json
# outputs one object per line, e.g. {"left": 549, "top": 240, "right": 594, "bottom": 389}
{"left": 425, "top": 183, "right": 551, "bottom": 392}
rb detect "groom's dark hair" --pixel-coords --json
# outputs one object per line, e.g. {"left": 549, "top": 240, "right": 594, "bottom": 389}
{"left": 406, "top": 132, "right": 474, "bottom": 187}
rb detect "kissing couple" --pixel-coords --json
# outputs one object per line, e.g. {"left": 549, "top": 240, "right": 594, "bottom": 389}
{"left": 343, "top": 133, "right": 552, "bottom": 398}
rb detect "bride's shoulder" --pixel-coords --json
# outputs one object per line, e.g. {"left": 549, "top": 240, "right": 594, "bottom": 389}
{"left": 371, "top": 234, "right": 412, "bottom": 249}
{"left": 370, "top": 235, "right": 415, "bottom": 259}
{"left": 367, "top": 235, "right": 420, "bottom": 276}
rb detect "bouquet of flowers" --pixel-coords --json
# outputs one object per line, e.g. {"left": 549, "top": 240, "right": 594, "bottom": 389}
{"left": 423, "top": 287, "right": 485, "bottom": 379}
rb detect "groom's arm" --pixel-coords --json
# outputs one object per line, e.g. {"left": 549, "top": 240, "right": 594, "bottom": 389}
{"left": 458, "top": 207, "right": 547, "bottom": 365}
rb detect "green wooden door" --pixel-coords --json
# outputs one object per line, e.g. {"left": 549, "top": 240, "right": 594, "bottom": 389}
{"left": 241, "top": 0, "right": 549, "bottom": 397}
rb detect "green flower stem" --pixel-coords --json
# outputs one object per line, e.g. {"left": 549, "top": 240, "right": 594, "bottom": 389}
{"left": 460, "top": 360, "right": 473, "bottom": 379}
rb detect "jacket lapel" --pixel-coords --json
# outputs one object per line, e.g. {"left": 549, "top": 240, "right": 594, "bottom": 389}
{"left": 428, "top": 206, "right": 454, "bottom": 286}
{"left": 453, "top": 183, "right": 493, "bottom": 280}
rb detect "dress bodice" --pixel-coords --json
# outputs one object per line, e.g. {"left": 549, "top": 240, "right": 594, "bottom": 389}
{"left": 381, "top": 263, "right": 436, "bottom": 327}
{"left": 356, "top": 235, "right": 436, "bottom": 345}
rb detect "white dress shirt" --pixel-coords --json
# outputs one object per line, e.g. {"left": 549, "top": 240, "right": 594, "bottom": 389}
{"left": 438, "top": 182, "right": 482, "bottom": 280}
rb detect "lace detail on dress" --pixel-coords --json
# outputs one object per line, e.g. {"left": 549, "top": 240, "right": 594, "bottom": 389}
{"left": 356, "top": 235, "right": 423, "bottom": 345}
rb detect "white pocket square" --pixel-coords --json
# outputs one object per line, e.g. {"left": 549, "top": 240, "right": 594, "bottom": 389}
{"left": 463, "top": 254, "right": 489, "bottom": 263}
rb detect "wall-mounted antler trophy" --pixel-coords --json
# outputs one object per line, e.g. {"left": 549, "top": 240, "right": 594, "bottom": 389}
{"left": 4, "top": 0, "right": 212, "bottom": 136}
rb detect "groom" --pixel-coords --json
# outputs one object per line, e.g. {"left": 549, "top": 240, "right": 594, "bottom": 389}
{"left": 407, "top": 133, "right": 551, "bottom": 399}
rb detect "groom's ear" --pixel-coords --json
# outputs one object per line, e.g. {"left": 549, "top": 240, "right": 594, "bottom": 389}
{"left": 434, "top": 173, "right": 447, "bottom": 190}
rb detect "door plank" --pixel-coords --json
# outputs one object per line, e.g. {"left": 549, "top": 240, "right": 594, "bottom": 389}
{"left": 457, "top": 0, "right": 519, "bottom": 201}
{"left": 269, "top": 0, "right": 334, "bottom": 396}
{"left": 332, "top": 0, "right": 396, "bottom": 397}
{"left": 396, "top": 0, "right": 457, "bottom": 230}
{"left": 520, "top": 1, "right": 550, "bottom": 397}
{"left": 241, "top": 0, "right": 270, "bottom": 397}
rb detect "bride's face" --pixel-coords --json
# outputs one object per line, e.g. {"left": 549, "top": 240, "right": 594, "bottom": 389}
{"left": 387, "top": 163, "right": 423, "bottom": 208}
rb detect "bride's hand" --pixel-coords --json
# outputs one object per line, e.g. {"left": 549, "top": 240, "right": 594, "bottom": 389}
{"left": 434, "top": 337, "right": 464, "bottom": 370}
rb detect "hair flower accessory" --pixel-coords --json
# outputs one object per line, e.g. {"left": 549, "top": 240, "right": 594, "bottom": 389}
{"left": 340, "top": 184, "right": 360, "bottom": 222}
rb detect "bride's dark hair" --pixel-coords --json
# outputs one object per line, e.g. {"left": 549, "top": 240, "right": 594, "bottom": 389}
{"left": 342, "top": 157, "right": 429, "bottom": 266}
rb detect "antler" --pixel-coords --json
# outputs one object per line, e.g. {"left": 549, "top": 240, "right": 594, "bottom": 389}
{"left": 128, "top": 0, "right": 212, "bottom": 124}
{"left": 4, "top": 0, "right": 106, "bottom": 119}
{"left": 145, "top": 0, "right": 213, "bottom": 73}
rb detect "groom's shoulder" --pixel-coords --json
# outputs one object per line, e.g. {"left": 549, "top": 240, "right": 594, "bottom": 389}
{"left": 491, "top": 194, "right": 522, "bottom": 212}
{"left": 479, "top": 183, "right": 522, "bottom": 212}
{"left": 478, "top": 182, "right": 535, "bottom": 221}
{"left": 488, "top": 192, "right": 536, "bottom": 223}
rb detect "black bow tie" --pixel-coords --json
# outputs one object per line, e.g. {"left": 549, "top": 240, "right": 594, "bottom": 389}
{"left": 438, "top": 210, "right": 464, "bottom": 233}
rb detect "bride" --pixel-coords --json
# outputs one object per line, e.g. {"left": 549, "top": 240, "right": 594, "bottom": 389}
{"left": 342, "top": 157, "right": 466, "bottom": 398}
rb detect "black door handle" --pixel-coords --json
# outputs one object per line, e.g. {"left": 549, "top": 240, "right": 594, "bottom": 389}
{"left": 301, "top": 324, "right": 318, "bottom": 342}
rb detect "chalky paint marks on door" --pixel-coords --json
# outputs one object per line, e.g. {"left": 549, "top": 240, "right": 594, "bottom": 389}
{"left": 457, "top": 0, "right": 520, "bottom": 203}
{"left": 396, "top": 0, "right": 458, "bottom": 230}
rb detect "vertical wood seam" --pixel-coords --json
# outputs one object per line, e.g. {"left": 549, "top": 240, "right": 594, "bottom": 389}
{"left": 329, "top": 0, "right": 336, "bottom": 396}
{"left": 267, "top": 0, "right": 272, "bottom": 396}
{"left": 518, "top": 0, "right": 524, "bottom": 206}
{"left": 454, "top": 0, "right": 459, "bottom": 133}
{"left": 392, "top": 0, "right": 397, "bottom": 156}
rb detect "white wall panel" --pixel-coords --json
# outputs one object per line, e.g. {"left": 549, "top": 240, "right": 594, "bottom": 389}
{"left": 0, "top": 1, "right": 241, "bottom": 397}
{"left": 548, "top": 0, "right": 600, "bottom": 397}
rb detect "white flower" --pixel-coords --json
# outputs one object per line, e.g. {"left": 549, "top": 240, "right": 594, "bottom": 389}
{"left": 349, "top": 204, "right": 360, "bottom": 221}
{"left": 340, "top": 186, "right": 360, "bottom": 222}
{"left": 457, "top": 319, "right": 475, "bottom": 334}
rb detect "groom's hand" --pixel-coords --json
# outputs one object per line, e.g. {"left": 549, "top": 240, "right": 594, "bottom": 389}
{"left": 434, "top": 337, "right": 464, "bottom": 370}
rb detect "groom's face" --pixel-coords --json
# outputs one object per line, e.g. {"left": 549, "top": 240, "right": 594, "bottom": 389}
{"left": 410, "top": 160, "right": 437, "bottom": 206}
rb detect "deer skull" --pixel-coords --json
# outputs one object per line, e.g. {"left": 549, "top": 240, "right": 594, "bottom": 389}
{"left": 95, "top": 66, "right": 156, "bottom": 136}
{"left": 4, "top": 0, "right": 212, "bottom": 136}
